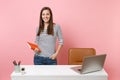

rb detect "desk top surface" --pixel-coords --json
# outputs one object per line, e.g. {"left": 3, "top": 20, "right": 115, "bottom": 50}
{"left": 11, "top": 65, "right": 108, "bottom": 77}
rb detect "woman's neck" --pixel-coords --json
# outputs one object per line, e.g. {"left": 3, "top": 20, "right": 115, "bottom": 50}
{"left": 44, "top": 23, "right": 49, "bottom": 29}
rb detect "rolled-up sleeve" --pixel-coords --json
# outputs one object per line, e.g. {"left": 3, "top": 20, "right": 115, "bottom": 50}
{"left": 57, "top": 25, "right": 64, "bottom": 45}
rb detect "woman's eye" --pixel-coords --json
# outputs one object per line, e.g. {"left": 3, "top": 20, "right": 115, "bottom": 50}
{"left": 42, "top": 14, "right": 45, "bottom": 16}
{"left": 46, "top": 13, "right": 50, "bottom": 15}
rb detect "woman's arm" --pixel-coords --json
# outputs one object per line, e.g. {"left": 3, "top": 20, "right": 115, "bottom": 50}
{"left": 50, "top": 25, "right": 64, "bottom": 60}
{"left": 50, "top": 44, "right": 63, "bottom": 60}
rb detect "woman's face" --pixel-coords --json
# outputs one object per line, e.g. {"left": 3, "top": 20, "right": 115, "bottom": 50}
{"left": 42, "top": 10, "right": 51, "bottom": 23}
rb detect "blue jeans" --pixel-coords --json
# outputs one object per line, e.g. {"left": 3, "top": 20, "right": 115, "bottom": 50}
{"left": 34, "top": 55, "right": 57, "bottom": 65}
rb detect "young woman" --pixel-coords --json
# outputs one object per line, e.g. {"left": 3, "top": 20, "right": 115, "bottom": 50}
{"left": 34, "top": 7, "right": 64, "bottom": 65}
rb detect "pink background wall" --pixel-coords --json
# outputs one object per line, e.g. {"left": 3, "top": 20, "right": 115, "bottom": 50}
{"left": 0, "top": 0, "right": 120, "bottom": 80}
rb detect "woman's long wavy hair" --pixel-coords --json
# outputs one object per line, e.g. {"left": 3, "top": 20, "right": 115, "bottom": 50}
{"left": 37, "top": 7, "right": 54, "bottom": 36}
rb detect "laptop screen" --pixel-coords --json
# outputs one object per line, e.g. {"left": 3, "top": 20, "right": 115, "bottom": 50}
{"left": 71, "top": 54, "right": 106, "bottom": 74}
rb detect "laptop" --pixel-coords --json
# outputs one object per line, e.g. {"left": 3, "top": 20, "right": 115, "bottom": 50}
{"left": 71, "top": 54, "right": 106, "bottom": 74}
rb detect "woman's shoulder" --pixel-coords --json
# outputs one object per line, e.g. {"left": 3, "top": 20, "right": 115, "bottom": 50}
{"left": 53, "top": 23, "right": 61, "bottom": 29}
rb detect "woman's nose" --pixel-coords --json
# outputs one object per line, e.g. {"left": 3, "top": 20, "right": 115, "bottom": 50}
{"left": 44, "top": 15, "right": 48, "bottom": 17}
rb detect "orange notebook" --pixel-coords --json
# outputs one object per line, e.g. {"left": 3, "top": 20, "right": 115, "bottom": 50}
{"left": 27, "top": 42, "right": 41, "bottom": 52}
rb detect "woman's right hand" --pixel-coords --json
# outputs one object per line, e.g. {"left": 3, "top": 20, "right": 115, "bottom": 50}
{"left": 34, "top": 48, "right": 41, "bottom": 53}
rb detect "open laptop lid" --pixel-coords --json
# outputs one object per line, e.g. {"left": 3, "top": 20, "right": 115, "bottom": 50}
{"left": 80, "top": 54, "right": 106, "bottom": 74}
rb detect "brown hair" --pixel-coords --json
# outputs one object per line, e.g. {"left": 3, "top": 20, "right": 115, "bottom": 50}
{"left": 37, "top": 7, "right": 54, "bottom": 36}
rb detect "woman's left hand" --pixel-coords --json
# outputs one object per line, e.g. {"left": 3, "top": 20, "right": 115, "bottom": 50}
{"left": 49, "top": 53, "right": 57, "bottom": 60}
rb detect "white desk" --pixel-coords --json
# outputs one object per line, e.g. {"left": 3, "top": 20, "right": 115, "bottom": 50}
{"left": 11, "top": 65, "right": 108, "bottom": 80}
